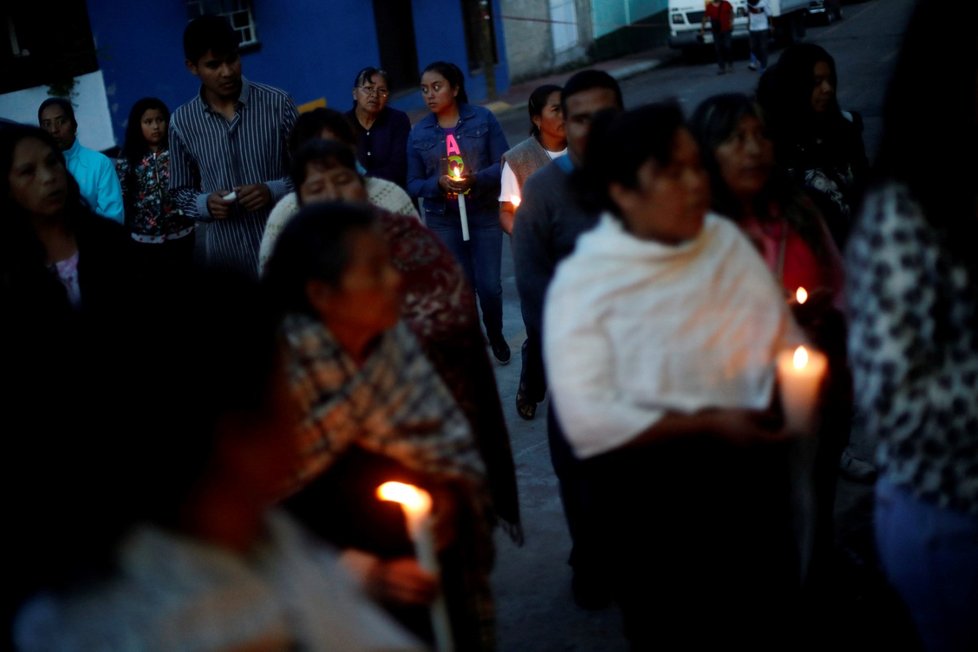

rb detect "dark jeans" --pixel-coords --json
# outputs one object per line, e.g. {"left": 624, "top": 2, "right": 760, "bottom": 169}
{"left": 427, "top": 217, "right": 504, "bottom": 340}
{"left": 713, "top": 30, "right": 733, "bottom": 69}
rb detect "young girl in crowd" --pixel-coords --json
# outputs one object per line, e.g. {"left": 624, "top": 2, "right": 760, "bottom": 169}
{"left": 116, "top": 98, "right": 195, "bottom": 267}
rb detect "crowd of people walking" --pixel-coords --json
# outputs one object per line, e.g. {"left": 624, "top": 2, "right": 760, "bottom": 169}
{"left": 1, "top": 2, "right": 974, "bottom": 650}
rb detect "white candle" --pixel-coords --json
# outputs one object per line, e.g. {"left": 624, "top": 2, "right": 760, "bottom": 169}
{"left": 450, "top": 165, "right": 470, "bottom": 242}
{"left": 776, "top": 345, "right": 827, "bottom": 434}
{"left": 377, "top": 481, "right": 454, "bottom": 652}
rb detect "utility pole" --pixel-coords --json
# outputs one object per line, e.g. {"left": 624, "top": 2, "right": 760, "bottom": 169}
{"left": 478, "top": 0, "right": 497, "bottom": 100}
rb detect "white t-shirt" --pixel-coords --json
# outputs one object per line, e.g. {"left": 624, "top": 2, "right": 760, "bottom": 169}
{"left": 748, "top": 0, "right": 771, "bottom": 31}
{"left": 498, "top": 147, "right": 567, "bottom": 204}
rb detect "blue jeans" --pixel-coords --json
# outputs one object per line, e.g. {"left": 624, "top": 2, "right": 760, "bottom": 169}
{"left": 426, "top": 217, "right": 504, "bottom": 339}
{"left": 875, "top": 479, "right": 978, "bottom": 652}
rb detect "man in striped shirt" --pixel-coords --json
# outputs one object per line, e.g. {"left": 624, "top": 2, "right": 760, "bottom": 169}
{"left": 169, "top": 15, "right": 298, "bottom": 277}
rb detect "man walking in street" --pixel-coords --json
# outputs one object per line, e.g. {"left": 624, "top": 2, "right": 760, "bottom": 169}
{"left": 169, "top": 15, "right": 297, "bottom": 276}
{"left": 512, "top": 69, "right": 624, "bottom": 611}
{"left": 702, "top": 0, "right": 735, "bottom": 74}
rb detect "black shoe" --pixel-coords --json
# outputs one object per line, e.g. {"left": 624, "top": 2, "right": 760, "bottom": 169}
{"left": 490, "top": 336, "right": 511, "bottom": 365}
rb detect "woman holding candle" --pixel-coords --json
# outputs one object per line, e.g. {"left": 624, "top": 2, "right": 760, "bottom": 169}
{"left": 544, "top": 103, "right": 811, "bottom": 649}
{"left": 847, "top": 4, "right": 978, "bottom": 650}
{"left": 690, "top": 92, "right": 844, "bottom": 305}
{"left": 346, "top": 67, "right": 411, "bottom": 189}
{"left": 265, "top": 201, "right": 498, "bottom": 651}
{"left": 407, "top": 61, "right": 512, "bottom": 365}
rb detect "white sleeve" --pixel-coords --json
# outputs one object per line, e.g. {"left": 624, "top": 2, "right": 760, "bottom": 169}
{"left": 498, "top": 161, "right": 520, "bottom": 203}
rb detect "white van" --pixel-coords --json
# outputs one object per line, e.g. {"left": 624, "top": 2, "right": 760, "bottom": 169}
{"left": 668, "top": 0, "right": 749, "bottom": 52}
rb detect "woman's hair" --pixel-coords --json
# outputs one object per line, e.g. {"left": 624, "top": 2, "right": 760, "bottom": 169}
{"left": 873, "top": 0, "right": 978, "bottom": 284}
{"left": 755, "top": 43, "right": 843, "bottom": 140}
{"left": 352, "top": 66, "right": 390, "bottom": 107}
{"left": 690, "top": 92, "right": 827, "bottom": 254}
{"left": 37, "top": 97, "right": 77, "bottom": 131}
{"left": 527, "top": 84, "right": 562, "bottom": 138}
{"left": 422, "top": 61, "right": 469, "bottom": 105}
{"left": 121, "top": 97, "right": 170, "bottom": 169}
{"left": 560, "top": 69, "right": 623, "bottom": 115}
{"left": 263, "top": 201, "right": 377, "bottom": 317}
{"left": 290, "top": 139, "right": 360, "bottom": 200}
{"left": 90, "top": 266, "right": 280, "bottom": 544}
{"left": 289, "top": 108, "right": 357, "bottom": 155}
{"left": 574, "top": 101, "right": 685, "bottom": 218}
{"left": 183, "top": 14, "right": 238, "bottom": 62}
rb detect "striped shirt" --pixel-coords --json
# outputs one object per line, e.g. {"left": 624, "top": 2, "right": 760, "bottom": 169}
{"left": 169, "top": 78, "right": 298, "bottom": 276}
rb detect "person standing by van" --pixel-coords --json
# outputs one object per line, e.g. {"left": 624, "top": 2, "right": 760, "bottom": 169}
{"left": 701, "top": 0, "right": 735, "bottom": 74}
{"left": 747, "top": 0, "right": 771, "bottom": 71}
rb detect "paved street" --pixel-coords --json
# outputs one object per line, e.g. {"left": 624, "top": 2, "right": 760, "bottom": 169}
{"left": 474, "top": 1, "right": 919, "bottom": 648}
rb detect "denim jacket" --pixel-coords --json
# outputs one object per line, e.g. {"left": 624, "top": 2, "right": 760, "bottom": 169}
{"left": 406, "top": 103, "right": 509, "bottom": 225}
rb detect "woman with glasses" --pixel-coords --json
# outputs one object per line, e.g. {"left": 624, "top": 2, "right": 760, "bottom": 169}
{"left": 346, "top": 67, "right": 411, "bottom": 189}
{"left": 407, "top": 61, "right": 511, "bottom": 365}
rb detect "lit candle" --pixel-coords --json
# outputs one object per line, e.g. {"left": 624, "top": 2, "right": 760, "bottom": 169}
{"left": 776, "top": 345, "right": 827, "bottom": 434}
{"left": 510, "top": 194, "right": 521, "bottom": 210}
{"left": 377, "top": 481, "right": 454, "bottom": 652}
{"left": 794, "top": 286, "right": 808, "bottom": 304}
{"left": 449, "top": 164, "right": 470, "bottom": 242}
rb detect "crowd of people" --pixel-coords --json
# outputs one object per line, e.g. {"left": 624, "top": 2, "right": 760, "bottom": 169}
{"left": 2, "top": 2, "right": 974, "bottom": 650}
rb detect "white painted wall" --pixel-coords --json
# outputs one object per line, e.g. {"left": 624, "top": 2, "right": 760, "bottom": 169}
{"left": 0, "top": 70, "right": 117, "bottom": 152}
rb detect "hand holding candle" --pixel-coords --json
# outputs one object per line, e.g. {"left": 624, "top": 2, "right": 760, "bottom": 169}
{"left": 776, "top": 345, "right": 828, "bottom": 434}
{"left": 377, "top": 481, "right": 454, "bottom": 652}
{"left": 449, "top": 163, "right": 470, "bottom": 242}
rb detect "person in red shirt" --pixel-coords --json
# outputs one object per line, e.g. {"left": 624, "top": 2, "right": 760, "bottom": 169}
{"left": 701, "top": 0, "right": 735, "bottom": 74}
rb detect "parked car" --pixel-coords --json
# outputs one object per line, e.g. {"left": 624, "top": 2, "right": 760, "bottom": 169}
{"left": 807, "top": 0, "right": 843, "bottom": 23}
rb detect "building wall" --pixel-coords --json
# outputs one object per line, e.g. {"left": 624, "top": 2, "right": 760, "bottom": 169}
{"left": 410, "top": 0, "right": 510, "bottom": 108}
{"left": 500, "top": 0, "right": 555, "bottom": 82}
{"left": 592, "top": 0, "right": 666, "bottom": 38}
{"left": 11, "top": 0, "right": 510, "bottom": 148}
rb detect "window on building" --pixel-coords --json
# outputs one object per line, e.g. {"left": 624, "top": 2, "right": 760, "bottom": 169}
{"left": 460, "top": 0, "right": 498, "bottom": 73}
{"left": 0, "top": 4, "right": 98, "bottom": 95}
{"left": 186, "top": 0, "right": 259, "bottom": 50}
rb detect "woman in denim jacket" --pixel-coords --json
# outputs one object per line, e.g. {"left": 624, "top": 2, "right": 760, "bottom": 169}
{"left": 407, "top": 61, "right": 512, "bottom": 364}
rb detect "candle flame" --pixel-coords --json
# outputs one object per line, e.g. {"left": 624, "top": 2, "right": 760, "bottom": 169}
{"left": 449, "top": 165, "right": 462, "bottom": 181}
{"left": 377, "top": 481, "right": 432, "bottom": 514}
{"left": 793, "top": 345, "right": 809, "bottom": 369}
{"left": 510, "top": 195, "right": 521, "bottom": 208}
{"left": 795, "top": 287, "right": 808, "bottom": 304}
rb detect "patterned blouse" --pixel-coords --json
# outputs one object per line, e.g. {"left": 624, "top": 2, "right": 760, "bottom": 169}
{"left": 847, "top": 183, "right": 978, "bottom": 515}
{"left": 116, "top": 150, "right": 194, "bottom": 243}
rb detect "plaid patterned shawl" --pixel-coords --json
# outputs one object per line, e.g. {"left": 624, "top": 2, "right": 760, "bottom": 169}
{"left": 284, "top": 313, "right": 486, "bottom": 493}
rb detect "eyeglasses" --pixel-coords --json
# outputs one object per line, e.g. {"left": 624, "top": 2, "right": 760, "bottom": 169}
{"left": 359, "top": 86, "right": 390, "bottom": 98}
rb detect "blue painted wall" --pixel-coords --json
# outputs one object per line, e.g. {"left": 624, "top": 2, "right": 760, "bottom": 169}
{"left": 87, "top": 0, "right": 509, "bottom": 146}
